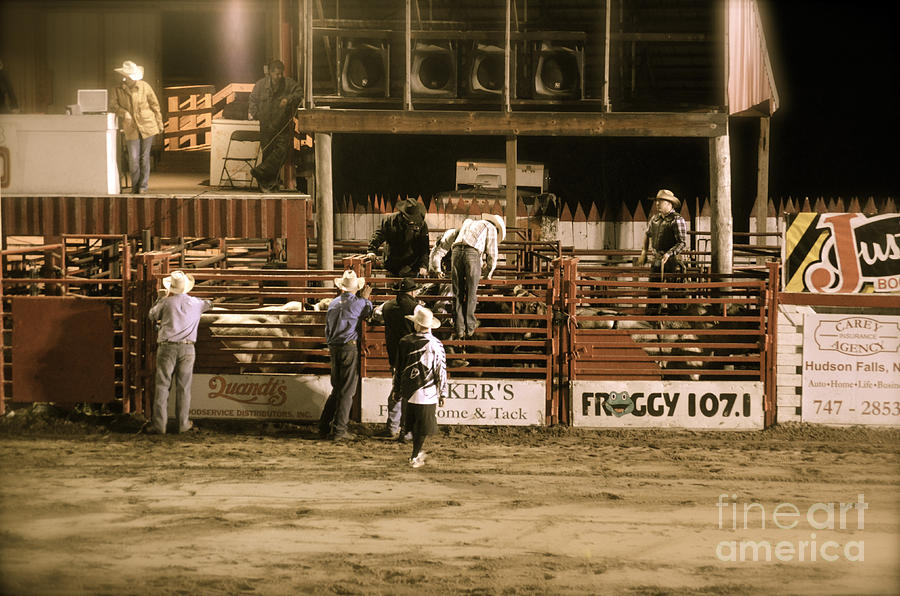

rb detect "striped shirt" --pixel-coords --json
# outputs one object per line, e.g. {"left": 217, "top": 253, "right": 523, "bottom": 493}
{"left": 451, "top": 218, "right": 499, "bottom": 279}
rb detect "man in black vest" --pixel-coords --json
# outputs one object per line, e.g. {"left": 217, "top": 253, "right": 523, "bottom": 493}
{"left": 376, "top": 277, "right": 421, "bottom": 439}
{"left": 638, "top": 189, "right": 687, "bottom": 314}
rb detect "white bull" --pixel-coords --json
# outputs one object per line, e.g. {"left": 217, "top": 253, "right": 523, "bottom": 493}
{"left": 200, "top": 299, "right": 330, "bottom": 372}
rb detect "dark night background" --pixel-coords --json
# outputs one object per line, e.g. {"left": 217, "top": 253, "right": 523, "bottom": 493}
{"left": 327, "top": 1, "right": 898, "bottom": 230}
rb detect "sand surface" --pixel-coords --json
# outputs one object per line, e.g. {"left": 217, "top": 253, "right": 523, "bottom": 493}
{"left": 1, "top": 412, "right": 898, "bottom": 595}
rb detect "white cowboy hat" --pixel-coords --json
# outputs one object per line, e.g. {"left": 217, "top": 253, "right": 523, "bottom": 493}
{"left": 334, "top": 269, "right": 365, "bottom": 293}
{"left": 482, "top": 213, "right": 506, "bottom": 242}
{"left": 114, "top": 60, "right": 144, "bottom": 81}
{"left": 655, "top": 189, "right": 681, "bottom": 210}
{"left": 405, "top": 304, "right": 441, "bottom": 329}
{"left": 162, "top": 270, "right": 195, "bottom": 295}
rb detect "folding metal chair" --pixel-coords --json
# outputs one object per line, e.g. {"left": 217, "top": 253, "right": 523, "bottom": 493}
{"left": 219, "top": 129, "right": 261, "bottom": 189}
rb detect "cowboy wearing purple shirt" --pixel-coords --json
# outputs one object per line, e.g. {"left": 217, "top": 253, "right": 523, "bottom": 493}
{"left": 148, "top": 271, "right": 212, "bottom": 434}
{"left": 319, "top": 270, "right": 373, "bottom": 441}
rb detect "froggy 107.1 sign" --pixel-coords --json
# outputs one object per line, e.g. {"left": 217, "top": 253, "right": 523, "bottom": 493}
{"left": 802, "top": 314, "right": 900, "bottom": 426}
{"left": 571, "top": 381, "right": 764, "bottom": 429}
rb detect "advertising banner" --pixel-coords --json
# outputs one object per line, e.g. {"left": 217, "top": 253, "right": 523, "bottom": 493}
{"left": 783, "top": 212, "right": 900, "bottom": 293}
{"left": 361, "top": 377, "right": 546, "bottom": 426}
{"left": 174, "top": 374, "right": 330, "bottom": 420}
{"left": 801, "top": 314, "right": 900, "bottom": 426}
{"left": 571, "top": 381, "right": 764, "bottom": 429}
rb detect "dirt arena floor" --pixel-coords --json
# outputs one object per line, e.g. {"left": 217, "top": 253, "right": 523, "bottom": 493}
{"left": 1, "top": 408, "right": 898, "bottom": 596}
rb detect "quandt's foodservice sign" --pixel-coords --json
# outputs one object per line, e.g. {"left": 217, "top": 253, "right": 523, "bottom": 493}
{"left": 802, "top": 314, "right": 900, "bottom": 426}
{"left": 572, "top": 381, "right": 764, "bottom": 429}
{"left": 169, "top": 374, "right": 330, "bottom": 420}
{"left": 361, "top": 378, "right": 546, "bottom": 426}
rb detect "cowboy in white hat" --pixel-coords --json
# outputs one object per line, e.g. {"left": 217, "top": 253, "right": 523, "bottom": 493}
{"left": 148, "top": 271, "right": 212, "bottom": 434}
{"left": 366, "top": 197, "right": 431, "bottom": 277}
{"left": 394, "top": 305, "right": 448, "bottom": 468}
{"left": 449, "top": 212, "right": 506, "bottom": 339}
{"left": 638, "top": 189, "right": 688, "bottom": 314}
{"left": 109, "top": 59, "right": 163, "bottom": 194}
{"left": 319, "top": 270, "right": 373, "bottom": 441}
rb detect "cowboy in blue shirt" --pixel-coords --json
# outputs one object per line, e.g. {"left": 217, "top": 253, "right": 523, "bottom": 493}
{"left": 319, "top": 270, "right": 373, "bottom": 440}
{"left": 148, "top": 271, "right": 212, "bottom": 434}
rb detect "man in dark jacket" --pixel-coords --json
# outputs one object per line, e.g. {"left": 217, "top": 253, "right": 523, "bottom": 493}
{"left": 248, "top": 60, "right": 301, "bottom": 192}
{"left": 378, "top": 277, "right": 421, "bottom": 438}
{"left": 366, "top": 198, "right": 430, "bottom": 277}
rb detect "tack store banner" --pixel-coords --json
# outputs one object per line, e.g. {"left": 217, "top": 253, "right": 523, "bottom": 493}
{"left": 572, "top": 381, "right": 764, "bottom": 429}
{"left": 171, "top": 374, "right": 330, "bottom": 420}
{"left": 783, "top": 212, "right": 900, "bottom": 293}
{"left": 361, "top": 378, "right": 546, "bottom": 426}
{"left": 802, "top": 314, "right": 900, "bottom": 426}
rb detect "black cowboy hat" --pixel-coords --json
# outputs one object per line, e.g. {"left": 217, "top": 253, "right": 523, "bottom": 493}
{"left": 396, "top": 197, "right": 425, "bottom": 223}
{"left": 391, "top": 277, "right": 420, "bottom": 293}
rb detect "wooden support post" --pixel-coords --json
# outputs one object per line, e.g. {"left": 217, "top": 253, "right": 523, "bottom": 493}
{"left": 315, "top": 132, "right": 334, "bottom": 270}
{"left": 404, "top": 0, "right": 412, "bottom": 111}
{"left": 603, "top": 0, "right": 611, "bottom": 111}
{"left": 506, "top": 136, "right": 517, "bottom": 234}
{"left": 708, "top": 127, "right": 733, "bottom": 275}
{"left": 303, "top": 0, "right": 313, "bottom": 108}
{"left": 285, "top": 199, "right": 308, "bottom": 270}
{"left": 755, "top": 116, "right": 770, "bottom": 265}
{"left": 504, "top": 0, "right": 511, "bottom": 113}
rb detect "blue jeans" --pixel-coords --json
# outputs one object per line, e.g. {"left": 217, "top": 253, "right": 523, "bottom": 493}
{"left": 319, "top": 342, "right": 359, "bottom": 436}
{"left": 125, "top": 134, "right": 155, "bottom": 193}
{"left": 386, "top": 383, "right": 404, "bottom": 434}
{"left": 152, "top": 342, "right": 196, "bottom": 434}
{"left": 451, "top": 245, "right": 482, "bottom": 337}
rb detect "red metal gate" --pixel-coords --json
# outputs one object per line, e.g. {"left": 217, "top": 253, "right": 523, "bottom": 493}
{"left": 557, "top": 257, "right": 778, "bottom": 426}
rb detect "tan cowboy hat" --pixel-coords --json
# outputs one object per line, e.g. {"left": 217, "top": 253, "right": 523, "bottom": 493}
{"left": 482, "top": 213, "right": 506, "bottom": 242}
{"left": 162, "top": 270, "right": 195, "bottom": 295}
{"left": 334, "top": 269, "right": 366, "bottom": 293}
{"left": 655, "top": 189, "right": 681, "bottom": 210}
{"left": 114, "top": 60, "right": 144, "bottom": 81}
{"left": 405, "top": 304, "right": 441, "bottom": 329}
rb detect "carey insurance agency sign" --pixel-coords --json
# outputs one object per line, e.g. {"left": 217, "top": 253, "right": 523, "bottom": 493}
{"left": 361, "top": 378, "right": 546, "bottom": 426}
{"left": 783, "top": 212, "right": 900, "bottom": 293}
{"left": 173, "top": 374, "right": 330, "bottom": 420}
{"left": 802, "top": 314, "right": 900, "bottom": 426}
{"left": 572, "top": 381, "right": 764, "bottom": 429}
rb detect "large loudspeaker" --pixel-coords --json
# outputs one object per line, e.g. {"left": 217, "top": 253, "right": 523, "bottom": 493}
{"left": 531, "top": 41, "right": 584, "bottom": 99}
{"left": 465, "top": 42, "right": 506, "bottom": 96}
{"left": 340, "top": 40, "right": 390, "bottom": 97}
{"left": 411, "top": 41, "right": 457, "bottom": 97}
